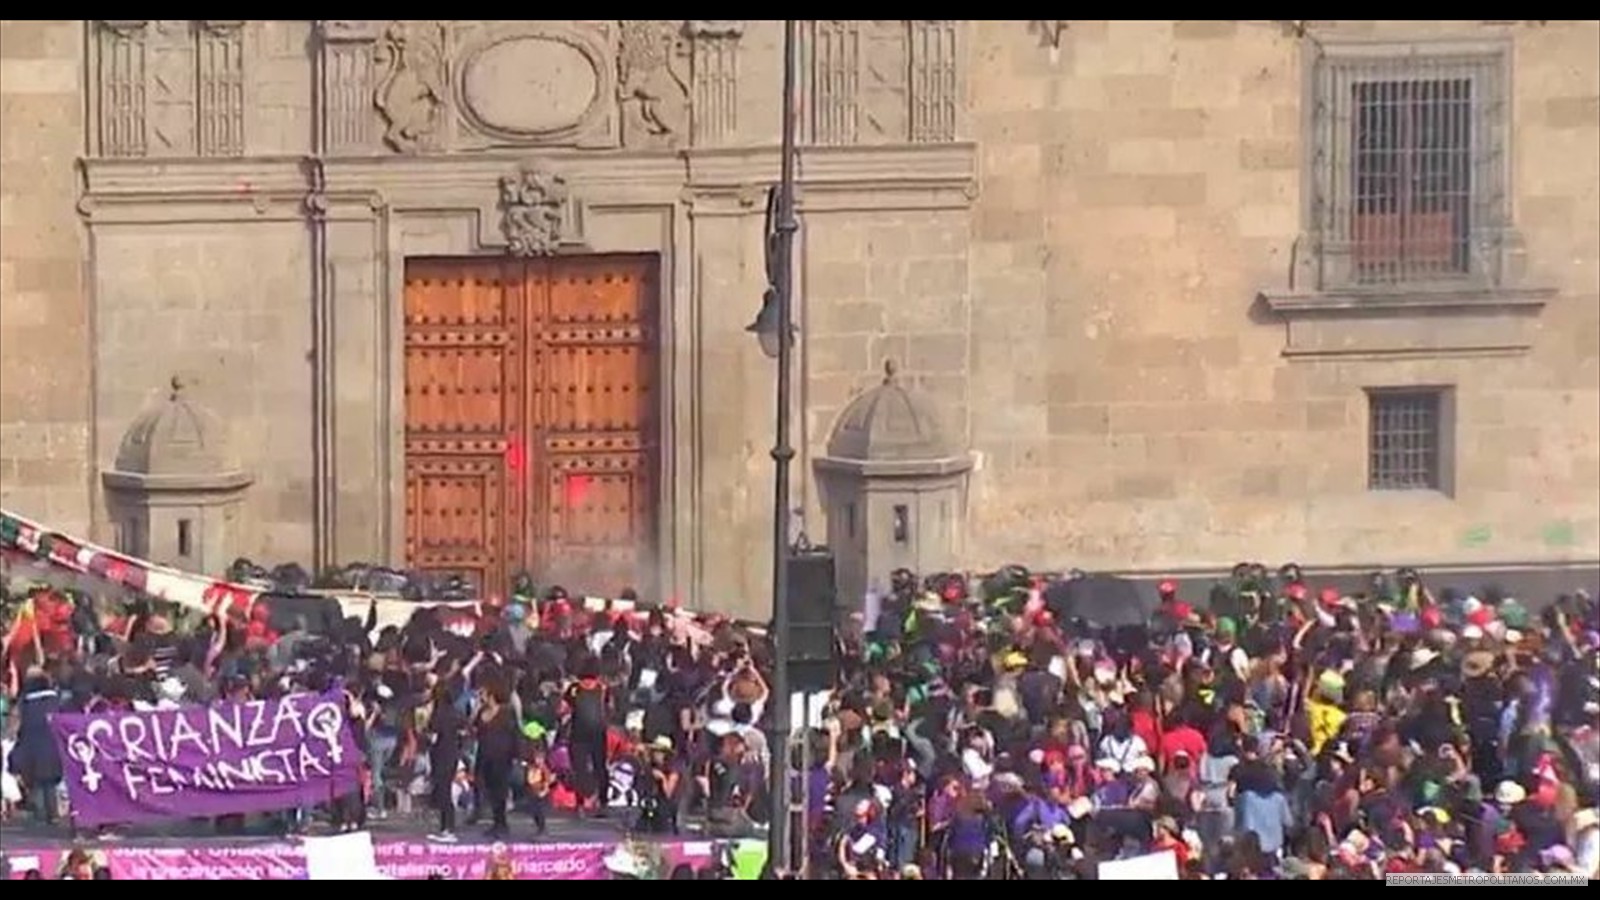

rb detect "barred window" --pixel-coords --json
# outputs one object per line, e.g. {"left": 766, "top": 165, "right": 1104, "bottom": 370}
{"left": 1367, "top": 389, "right": 1451, "bottom": 492}
{"left": 1311, "top": 44, "right": 1508, "bottom": 289}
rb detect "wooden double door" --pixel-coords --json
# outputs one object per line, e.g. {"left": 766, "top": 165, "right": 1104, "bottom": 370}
{"left": 403, "top": 254, "right": 659, "bottom": 600}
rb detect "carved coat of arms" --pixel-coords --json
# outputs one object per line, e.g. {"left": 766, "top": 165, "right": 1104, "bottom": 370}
{"left": 374, "top": 21, "right": 447, "bottom": 153}
{"left": 499, "top": 165, "right": 569, "bottom": 256}
{"left": 617, "top": 20, "right": 689, "bottom": 147}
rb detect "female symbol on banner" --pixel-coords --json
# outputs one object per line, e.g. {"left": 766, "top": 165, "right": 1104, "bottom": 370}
{"left": 66, "top": 734, "right": 103, "bottom": 793}
{"left": 306, "top": 703, "right": 346, "bottom": 764}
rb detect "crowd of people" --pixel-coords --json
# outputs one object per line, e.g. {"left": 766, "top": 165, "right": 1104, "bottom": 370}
{"left": 2, "top": 562, "right": 1598, "bottom": 880}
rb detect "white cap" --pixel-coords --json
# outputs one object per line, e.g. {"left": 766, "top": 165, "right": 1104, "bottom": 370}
{"left": 1461, "top": 624, "right": 1484, "bottom": 641}
{"left": 962, "top": 748, "right": 993, "bottom": 781}
{"left": 1495, "top": 780, "right": 1527, "bottom": 805}
{"left": 1128, "top": 755, "right": 1156, "bottom": 773}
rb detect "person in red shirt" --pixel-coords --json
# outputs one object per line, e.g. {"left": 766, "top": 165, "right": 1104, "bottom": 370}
{"left": 1152, "top": 816, "right": 1190, "bottom": 868}
{"left": 1128, "top": 691, "right": 1163, "bottom": 762}
{"left": 1159, "top": 710, "right": 1208, "bottom": 773}
{"left": 1036, "top": 717, "right": 1074, "bottom": 770}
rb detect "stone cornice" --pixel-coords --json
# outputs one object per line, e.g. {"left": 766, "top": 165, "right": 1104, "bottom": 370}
{"left": 102, "top": 469, "right": 255, "bottom": 494}
{"left": 77, "top": 142, "right": 979, "bottom": 221}
{"left": 82, "top": 156, "right": 311, "bottom": 197}
{"left": 685, "top": 142, "right": 976, "bottom": 188}
{"left": 1256, "top": 286, "right": 1556, "bottom": 360}
{"left": 1259, "top": 286, "right": 1555, "bottom": 316}
{"left": 687, "top": 143, "right": 978, "bottom": 212}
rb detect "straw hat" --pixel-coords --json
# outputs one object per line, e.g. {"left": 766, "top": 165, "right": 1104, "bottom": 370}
{"left": 1410, "top": 647, "right": 1440, "bottom": 670}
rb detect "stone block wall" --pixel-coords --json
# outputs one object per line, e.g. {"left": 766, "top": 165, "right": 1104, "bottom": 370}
{"left": 1, "top": 20, "right": 1594, "bottom": 610}
{"left": 799, "top": 209, "right": 972, "bottom": 537}
{"left": 90, "top": 224, "right": 314, "bottom": 564}
{"left": 0, "top": 21, "right": 91, "bottom": 534}
{"left": 957, "top": 19, "right": 1600, "bottom": 572}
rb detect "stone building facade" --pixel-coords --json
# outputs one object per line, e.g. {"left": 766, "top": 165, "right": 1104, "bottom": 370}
{"left": 0, "top": 20, "right": 1595, "bottom": 618}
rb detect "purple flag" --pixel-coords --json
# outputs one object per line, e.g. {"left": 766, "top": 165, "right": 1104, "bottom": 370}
{"left": 48, "top": 687, "right": 362, "bottom": 827}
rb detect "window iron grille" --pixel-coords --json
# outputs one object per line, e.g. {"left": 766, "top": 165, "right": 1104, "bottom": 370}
{"left": 1368, "top": 390, "right": 1443, "bottom": 491}
{"left": 1313, "top": 47, "right": 1507, "bottom": 289}
{"left": 1351, "top": 78, "right": 1473, "bottom": 282}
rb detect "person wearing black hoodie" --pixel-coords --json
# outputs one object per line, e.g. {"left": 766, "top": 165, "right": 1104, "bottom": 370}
{"left": 474, "top": 678, "right": 519, "bottom": 840}
{"left": 426, "top": 680, "right": 467, "bottom": 842}
{"left": 564, "top": 655, "right": 612, "bottom": 816}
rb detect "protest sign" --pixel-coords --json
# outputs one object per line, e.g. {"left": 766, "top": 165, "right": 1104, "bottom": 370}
{"left": 49, "top": 686, "right": 362, "bottom": 827}
{"left": 1098, "top": 849, "right": 1179, "bottom": 880}
{"left": 1, "top": 838, "right": 759, "bottom": 880}
{"left": 304, "top": 832, "right": 389, "bottom": 880}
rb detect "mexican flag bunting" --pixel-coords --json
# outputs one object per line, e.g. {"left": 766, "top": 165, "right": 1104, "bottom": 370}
{"left": 2, "top": 508, "right": 258, "bottom": 620}
{"left": 14, "top": 521, "right": 41, "bottom": 555}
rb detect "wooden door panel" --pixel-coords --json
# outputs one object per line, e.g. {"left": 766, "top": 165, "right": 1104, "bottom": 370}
{"left": 405, "top": 336, "right": 514, "bottom": 434}
{"left": 545, "top": 262, "right": 650, "bottom": 323}
{"left": 404, "top": 260, "right": 508, "bottom": 325}
{"left": 550, "top": 457, "right": 648, "bottom": 544}
{"left": 543, "top": 343, "right": 651, "bottom": 432}
{"left": 403, "top": 457, "right": 506, "bottom": 593}
{"left": 545, "top": 463, "right": 650, "bottom": 596}
{"left": 528, "top": 256, "right": 658, "bottom": 596}
{"left": 403, "top": 259, "right": 525, "bottom": 599}
{"left": 404, "top": 255, "right": 657, "bottom": 600}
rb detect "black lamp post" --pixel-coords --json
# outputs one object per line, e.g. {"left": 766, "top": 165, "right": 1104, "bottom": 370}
{"left": 746, "top": 18, "right": 800, "bottom": 876}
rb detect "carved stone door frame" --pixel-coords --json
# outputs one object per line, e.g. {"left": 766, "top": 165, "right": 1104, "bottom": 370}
{"left": 322, "top": 156, "right": 695, "bottom": 603}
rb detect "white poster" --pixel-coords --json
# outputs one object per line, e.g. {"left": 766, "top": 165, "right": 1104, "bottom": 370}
{"left": 1098, "top": 849, "right": 1179, "bottom": 881}
{"left": 304, "top": 831, "right": 389, "bottom": 880}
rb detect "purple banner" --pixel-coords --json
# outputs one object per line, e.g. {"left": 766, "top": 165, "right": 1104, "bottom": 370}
{"left": 1, "top": 839, "right": 715, "bottom": 880}
{"left": 48, "top": 688, "right": 362, "bottom": 828}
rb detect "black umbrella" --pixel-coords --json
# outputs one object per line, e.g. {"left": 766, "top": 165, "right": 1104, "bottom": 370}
{"left": 1044, "top": 573, "right": 1155, "bottom": 629}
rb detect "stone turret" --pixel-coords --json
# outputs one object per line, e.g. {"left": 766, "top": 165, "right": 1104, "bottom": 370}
{"left": 815, "top": 361, "right": 974, "bottom": 610}
{"left": 102, "top": 377, "right": 253, "bottom": 573}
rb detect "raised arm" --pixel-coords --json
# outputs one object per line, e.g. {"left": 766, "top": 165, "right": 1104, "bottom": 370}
{"left": 205, "top": 614, "right": 228, "bottom": 676}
